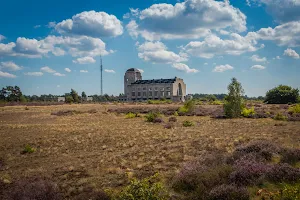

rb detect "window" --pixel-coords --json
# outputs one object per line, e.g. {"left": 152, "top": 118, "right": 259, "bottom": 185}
{"left": 167, "top": 91, "right": 171, "bottom": 96}
{"left": 138, "top": 92, "right": 141, "bottom": 96}
{"left": 161, "top": 88, "right": 164, "bottom": 91}
{"left": 143, "top": 87, "right": 146, "bottom": 90}
{"left": 143, "top": 92, "right": 146, "bottom": 96}
{"left": 138, "top": 88, "right": 141, "bottom": 91}
{"left": 155, "top": 87, "right": 158, "bottom": 91}
{"left": 132, "top": 88, "right": 135, "bottom": 91}
{"left": 161, "top": 91, "right": 165, "bottom": 96}
{"left": 154, "top": 91, "right": 158, "bottom": 96}
{"left": 166, "top": 87, "right": 171, "bottom": 91}
{"left": 132, "top": 92, "right": 135, "bottom": 96}
{"left": 149, "top": 88, "right": 152, "bottom": 91}
{"left": 149, "top": 91, "right": 152, "bottom": 96}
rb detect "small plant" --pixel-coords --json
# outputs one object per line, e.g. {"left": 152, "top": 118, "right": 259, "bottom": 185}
{"left": 168, "top": 117, "right": 177, "bottom": 122}
{"left": 125, "top": 112, "right": 138, "bottom": 119}
{"left": 25, "top": 107, "right": 29, "bottom": 110}
{"left": 22, "top": 144, "right": 35, "bottom": 154}
{"left": 153, "top": 118, "right": 164, "bottom": 123}
{"left": 258, "top": 183, "right": 300, "bottom": 200}
{"left": 113, "top": 174, "right": 169, "bottom": 200}
{"left": 174, "top": 111, "right": 179, "bottom": 116}
{"left": 164, "top": 123, "right": 174, "bottom": 129}
{"left": 209, "top": 100, "right": 223, "bottom": 105}
{"left": 183, "top": 120, "right": 194, "bottom": 127}
{"left": 274, "top": 112, "right": 288, "bottom": 121}
{"left": 208, "top": 184, "right": 250, "bottom": 200}
{"left": 288, "top": 104, "right": 300, "bottom": 114}
{"left": 178, "top": 100, "right": 195, "bottom": 114}
{"left": 241, "top": 107, "right": 256, "bottom": 118}
{"left": 145, "top": 112, "right": 161, "bottom": 122}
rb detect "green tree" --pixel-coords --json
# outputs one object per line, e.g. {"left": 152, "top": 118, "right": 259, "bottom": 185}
{"left": 81, "top": 91, "right": 87, "bottom": 99}
{"left": 70, "top": 89, "right": 79, "bottom": 103}
{"left": 65, "top": 95, "right": 74, "bottom": 103}
{"left": 264, "top": 85, "right": 299, "bottom": 104}
{"left": 0, "top": 86, "right": 23, "bottom": 102}
{"left": 224, "top": 78, "right": 245, "bottom": 118}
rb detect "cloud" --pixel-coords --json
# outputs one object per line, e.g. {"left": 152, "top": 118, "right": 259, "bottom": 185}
{"left": 184, "top": 34, "right": 260, "bottom": 59}
{"left": 137, "top": 68, "right": 144, "bottom": 73}
{"left": 57, "top": 85, "right": 60, "bottom": 88}
{"left": 249, "top": 21, "right": 300, "bottom": 47}
{"left": 0, "top": 35, "right": 5, "bottom": 42}
{"left": 41, "top": 66, "right": 56, "bottom": 73}
{"left": 24, "top": 72, "right": 43, "bottom": 76}
{"left": 0, "top": 71, "right": 16, "bottom": 78}
{"left": 137, "top": 41, "right": 188, "bottom": 63}
{"left": 251, "top": 65, "right": 266, "bottom": 70}
{"left": 213, "top": 64, "right": 234, "bottom": 72}
{"left": 47, "top": 21, "right": 56, "bottom": 28}
{"left": 0, "top": 35, "right": 111, "bottom": 58}
{"left": 65, "top": 68, "right": 71, "bottom": 72}
{"left": 123, "top": 8, "right": 140, "bottom": 19}
{"left": 250, "top": 54, "right": 267, "bottom": 62}
{"left": 0, "top": 61, "right": 22, "bottom": 71}
{"left": 204, "top": 63, "right": 208, "bottom": 65}
{"left": 283, "top": 48, "right": 300, "bottom": 59}
{"left": 172, "top": 63, "right": 199, "bottom": 73}
{"left": 273, "top": 56, "right": 281, "bottom": 60}
{"left": 55, "top": 11, "right": 123, "bottom": 38}
{"left": 80, "top": 70, "right": 88, "bottom": 73}
{"left": 104, "top": 69, "right": 116, "bottom": 73}
{"left": 53, "top": 72, "right": 66, "bottom": 76}
{"left": 34, "top": 25, "right": 41, "bottom": 29}
{"left": 126, "top": 0, "right": 246, "bottom": 41}
{"left": 73, "top": 56, "right": 96, "bottom": 64}
{"left": 250, "top": 0, "right": 300, "bottom": 23}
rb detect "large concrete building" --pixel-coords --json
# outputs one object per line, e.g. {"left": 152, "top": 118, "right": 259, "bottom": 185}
{"left": 121, "top": 68, "right": 187, "bottom": 102}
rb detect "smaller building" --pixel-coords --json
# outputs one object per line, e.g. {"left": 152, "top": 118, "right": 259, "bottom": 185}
{"left": 57, "top": 97, "right": 65, "bottom": 102}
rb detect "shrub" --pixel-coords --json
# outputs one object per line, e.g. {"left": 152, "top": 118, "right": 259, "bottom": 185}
{"left": 288, "top": 104, "right": 300, "bottom": 114}
{"left": 145, "top": 112, "right": 161, "bottom": 122}
{"left": 208, "top": 185, "right": 250, "bottom": 200}
{"left": 224, "top": 78, "right": 245, "bottom": 118}
{"left": 164, "top": 123, "right": 174, "bottom": 129}
{"left": 264, "top": 85, "right": 299, "bottom": 104}
{"left": 168, "top": 117, "right": 177, "bottom": 122}
{"left": 178, "top": 100, "right": 195, "bottom": 114}
{"left": 281, "top": 148, "right": 300, "bottom": 165}
{"left": 21, "top": 144, "right": 35, "bottom": 154}
{"left": 241, "top": 107, "right": 256, "bottom": 118}
{"left": 3, "top": 177, "right": 62, "bottom": 200}
{"left": 0, "top": 157, "right": 4, "bottom": 170}
{"left": 74, "top": 189, "right": 110, "bottom": 200}
{"left": 125, "top": 112, "right": 138, "bottom": 119}
{"left": 183, "top": 120, "right": 194, "bottom": 127}
{"left": 113, "top": 174, "right": 169, "bottom": 200}
{"left": 266, "top": 164, "right": 300, "bottom": 183}
{"left": 174, "top": 111, "right": 179, "bottom": 116}
{"left": 209, "top": 100, "right": 223, "bottom": 105}
{"left": 153, "top": 118, "right": 164, "bottom": 123}
{"left": 274, "top": 112, "right": 288, "bottom": 121}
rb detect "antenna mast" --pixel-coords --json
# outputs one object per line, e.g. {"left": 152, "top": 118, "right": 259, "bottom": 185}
{"left": 100, "top": 55, "right": 103, "bottom": 96}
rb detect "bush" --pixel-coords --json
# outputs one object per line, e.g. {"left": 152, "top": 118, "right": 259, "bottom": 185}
{"left": 208, "top": 185, "right": 250, "bottom": 200}
{"left": 113, "top": 174, "right": 169, "bottom": 200}
{"left": 281, "top": 148, "right": 300, "bottom": 165}
{"left": 224, "top": 78, "right": 245, "bottom": 118}
{"left": 274, "top": 112, "right": 288, "bottom": 121}
{"left": 183, "top": 120, "right": 194, "bottom": 127}
{"left": 153, "top": 118, "right": 164, "bottom": 123}
{"left": 145, "top": 112, "right": 161, "bottom": 122}
{"left": 0, "top": 157, "right": 4, "bottom": 170}
{"left": 65, "top": 95, "right": 74, "bottom": 104}
{"left": 164, "top": 123, "right": 174, "bottom": 129}
{"left": 21, "top": 144, "right": 35, "bottom": 154}
{"left": 241, "top": 107, "right": 256, "bottom": 118}
{"left": 260, "top": 183, "right": 300, "bottom": 200}
{"left": 265, "top": 85, "right": 299, "bottom": 104}
{"left": 288, "top": 104, "right": 300, "bottom": 114}
{"left": 168, "top": 117, "right": 177, "bottom": 122}
{"left": 3, "top": 177, "right": 62, "bottom": 200}
{"left": 266, "top": 164, "right": 300, "bottom": 183}
{"left": 125, "top": 112, "right": 138, "bottom": 119}
{"left": 209, "top": 100, "right": 223, "bottom": 105}
{"left": 178, "top": 100, "right": 195, "bottom": 114}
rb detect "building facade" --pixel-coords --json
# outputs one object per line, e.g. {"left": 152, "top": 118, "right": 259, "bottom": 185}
{"left": 122, "top": 68, "right": 187, "bottom": 102}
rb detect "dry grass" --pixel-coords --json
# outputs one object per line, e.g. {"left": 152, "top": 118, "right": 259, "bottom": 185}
{"left": 0, "top": 104, "right": 299, "bottom": 199}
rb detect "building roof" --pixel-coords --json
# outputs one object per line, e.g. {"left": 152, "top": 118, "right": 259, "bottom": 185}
{"left": 126, "top": 68, "right": 140, "bottom": 72}
{"left": 132, "top": 78, "right": 176, "bottom": 85}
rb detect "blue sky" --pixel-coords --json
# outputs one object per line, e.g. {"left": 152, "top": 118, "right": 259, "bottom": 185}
{"left": 0, "top": 0, "right": 299, "bottom": 97}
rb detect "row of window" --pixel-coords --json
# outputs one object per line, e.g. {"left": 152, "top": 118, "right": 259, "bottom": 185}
{"left": 132, "top": 87, "right": 171, "bottom": 91}
{"left": 132, "top": 91, "right": 171, "bottom": 97}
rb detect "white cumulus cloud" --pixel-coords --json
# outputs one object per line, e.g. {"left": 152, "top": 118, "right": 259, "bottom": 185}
{"left": 0, "top": 71, "right": 16, "bottom": 78}
{"left": 73, "top": 56, "right": 96, "bottom": 64}
{"left": 137, "top": 68, "right": 144, "bottom": 73}
{"left": 284, "top": 48, "right": 300, "bottom": 59}
{"left": 24, "top": 72, "right": 43, "bottom": 76}
{"left": 53, "top": 72, "right": 66, "bottom": 76}
{"left": 250, "top": 54, "right": 267, "bottom": 62}
{"left": 172, "top": 63, "right": 199, "bottom": 73}
{"left": 65, "top": 68, "right": 71, "bottom": 72}
{"left": 213, "top": 64, "right": 234, "bottom": 72}
{"left": 0, "top": 61, "right": 22, "bottom": 71}
{"left": 251, "top": 65, "right": 266, "bottom": 70}
{"left": 80, "top": 70, "right": 88, "bottom": 73}
{"left": 41, "top": 66, "right": 56, "bottom": 73}
{"left": 104, "top": 69, "right": 116, "bottom": 73}
{"left": 55, "top": 11, "right": 123, "bottom": 38}
{"left": 0, "top": 34, "right": 6, "bottom": 42}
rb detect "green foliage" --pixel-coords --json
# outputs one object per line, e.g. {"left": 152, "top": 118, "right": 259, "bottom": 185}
{"left": 241, "top": 107, "right": 256, "bottom": 118}
{"left": 22, "top": 144, "right": 35, "bottom": 154}
{"left": 65, "top": 95, "right": 74, "bottom": 103}
{"left": 0, "top": 86, "right": 23, "bottom": 102}
{"left": 209, "top": 100, "right": 223, "bottom": 105}
{"left": 288, "top": 104, "right": 300, "bottom": 114}
{"left": 81, "top": 91, "right": 87, "bottom": 99}
{"left": 183, "top": 120, "right": 194, "bottom": 127}
{"left": 224, "top": 78, "right": 245, "bottom": 118}
{"left": 258, "top": 183, "right": 300, "bottom": 200}
{"left": 70, "top": 89, "right": 79, "bottom": 103}
{"left": 274, "top": 113, "right": 288, "bottom": 121}
{"left": 113, "top": 174, "right": 169, "bottom": 200}
{"left": 145, "top": 112, "right": 161, "bottom": 122}
{"left": 126, "top": 112, "right": 139, "bottom": 119}
{"left": 174, "top": 111, "right": 179, "bottom": 116}
{"left": 20, "top": 95, "right": 27, "bottom": 103}
{"left": 265, "top": 85, "right": 299, "bottom": 104}
{"left": 178, "top": 100, "right": 195, "bottom": 114}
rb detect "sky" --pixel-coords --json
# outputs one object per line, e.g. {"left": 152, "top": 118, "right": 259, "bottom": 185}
{"left": 0, "top": 0, "right": 299, "bottom": 97}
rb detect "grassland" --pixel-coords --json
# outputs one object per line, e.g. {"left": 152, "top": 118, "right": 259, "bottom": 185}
{"left": 0, "top": 103, "right": 299, "bottom": 199}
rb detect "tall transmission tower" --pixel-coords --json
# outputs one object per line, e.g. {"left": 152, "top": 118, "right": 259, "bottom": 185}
{"left": 100, "top": 55, "right": 103, "bottom": 96}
